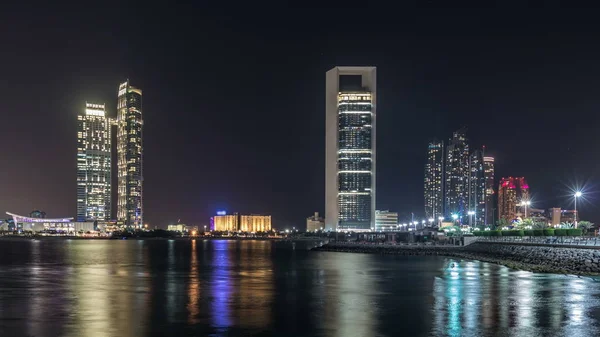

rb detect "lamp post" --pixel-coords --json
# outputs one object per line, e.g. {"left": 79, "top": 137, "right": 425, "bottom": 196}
{"left": 451, "top": 214, "right": 458, "bottom": 225}
{"left": 438, "top": 216, "right": 444, "bottom": 228}
{"left": 428, "top": 218, "right": 434, "bottom": 228}
{"left": 468, "top": 211, "right": 475, "bottom": 227}
{"left": 421, "top": 220, "right": 425, "bottom": 230}
{"left": 574, "top": 191, "right": 582, "bottom": 228}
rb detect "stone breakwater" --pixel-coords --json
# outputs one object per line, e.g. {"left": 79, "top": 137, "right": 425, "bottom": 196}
{"left": 313, "top": 242, "right": 600, "bottom": 276}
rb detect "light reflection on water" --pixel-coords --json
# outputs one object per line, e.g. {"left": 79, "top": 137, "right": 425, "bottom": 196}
{"left": 0, "top": 240, "right": 600, "bottom": 336}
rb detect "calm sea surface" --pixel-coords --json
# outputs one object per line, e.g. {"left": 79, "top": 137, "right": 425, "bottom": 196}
{"left": 0, "top": 239, "right": 600, "bottom": 337}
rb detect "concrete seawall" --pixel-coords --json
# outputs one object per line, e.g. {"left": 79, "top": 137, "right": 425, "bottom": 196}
{"left": 313, "top": 242, "right": 600, "bottom": 276}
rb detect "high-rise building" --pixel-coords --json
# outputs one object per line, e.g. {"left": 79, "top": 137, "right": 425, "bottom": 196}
{"left": 468, "top": 150, "right": 485, "bottom": 226}
{"left": 325, "top": 66, "right": 376, "bottom": 231}
{"left": 375, "top": 210, "right": 398, "bottom": 231}
{"left": 483, "top": 156, "right": 495, "bottom": 225}
{"left": 116, "top": 80, "right": 143, "bottom": 228}
{"left": 424, "top": 140, "right": 444, "bottom": 220}
{"left": 77, "top": 102, "right": 112, "bottom": 222}
{"left": 498, "top": 177, "right": 529, "bottom": 222}
{"left": 444, "top": 128, "right": 469, "bottom": 221}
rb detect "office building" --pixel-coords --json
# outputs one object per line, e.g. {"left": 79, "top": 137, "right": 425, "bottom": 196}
{"left": 483, "top": 156, "right": 495, "bottom": 225}
{"left": 325, "top": 66, "right": 376, "bottom": 231}
{"left": 375, "top": 210, "right": 398, "bottom": 231}
{"left": 498, "top": 177, "right": 529, "bottom": 222}
{"left": 77, "top": 102, "right": 112, "bottom": 222}
{"left": 117, "top": 80, "right": 143, "bottom": 228}
{"left": 306, "top": 212, "right": 325, "bottom": 232}
{"left": 468, "top": 149, "right": 485, "bottom": 226}
{"left": 211, "top": 213, "right": 272, "bottom": 232}
{"left": 424, "top": 140, "right": 444, "bottom": 220}
{"left": 444, "top": 128, "right": 469, "bottom": 221}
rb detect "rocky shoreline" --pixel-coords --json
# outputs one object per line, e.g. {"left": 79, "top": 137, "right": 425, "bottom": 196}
{"left": 313, "top": 242, "right": 600, "bottom": 276}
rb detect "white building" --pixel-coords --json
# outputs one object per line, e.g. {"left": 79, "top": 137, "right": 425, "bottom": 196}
{"left": 375, "top": 210, "right": 398, "bottom": 231}
{"left": 306, "top": 212, "right": 325, "bottom": 232}
{"left": 325, "top": 66, "right": 377, "bottom": 232}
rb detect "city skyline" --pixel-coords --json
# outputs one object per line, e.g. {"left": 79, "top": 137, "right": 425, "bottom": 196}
{"left": 2, "top": 6, "right": 599, "bottom": 228}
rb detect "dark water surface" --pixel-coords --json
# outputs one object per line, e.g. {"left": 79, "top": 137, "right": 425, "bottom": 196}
{"left": 1, "top": 239, "right": 600, "bottom": 337}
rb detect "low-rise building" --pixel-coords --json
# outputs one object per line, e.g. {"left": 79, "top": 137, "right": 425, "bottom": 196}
{"left": 211, "top": 212, "right": 272, "bottom": 232}
{"left": 306, "top": 212, "right": 325, "bottom": 232}
{"left": 167, "top": 223, "right": 187, "bottom": 232}
{"left": 375, "top": 210, "right": 398, "bottom": 231}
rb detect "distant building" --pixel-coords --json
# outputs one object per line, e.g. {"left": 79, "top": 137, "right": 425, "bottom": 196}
{"left": 445, "top": 128, "right": 469, "bottom": 221}
{"left": 240, "top": 215, "right": 271, "bottom": 232}
{"left": 306, "top": 212, "right": 325, "bottom": 232}
{"left": 325, "top": 66, "right": 376, "bottom": 231}
{"left": 375, "top": 210, "right": 398, "bottom": 231}
{"left": 211, "top": 213, "right": 272, "bottom": 232}
{"left": 483, "top": 156, "right": 495, "bottom": 226}
{"left": 167, "top": 224, "right": 187, "bottom": 232}
{"left": 77, "top": 102, "right": 112, "bottom": 222}
{"left": 468, "top": 149, "right": 486, "bottom": 226}
{"left": 117, "top": 80, "right": 143, "bottom": 228}
{"left": 6, "top": 212, "right": 95, "bottom": 233}
{"left": 424, "top": 140, "right": 444, "bottom": 220}
{"left": 498, "top": 177, "right": 529, "bottom": 222}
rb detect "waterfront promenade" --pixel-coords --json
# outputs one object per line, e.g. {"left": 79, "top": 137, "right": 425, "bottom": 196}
{"left": 314, "top": 241, "right": 600, "bottom": 276}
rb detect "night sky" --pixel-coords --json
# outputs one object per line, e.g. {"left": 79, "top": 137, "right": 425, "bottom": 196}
{"left": 2, "top": 4, "right": 600, "bottom": 229}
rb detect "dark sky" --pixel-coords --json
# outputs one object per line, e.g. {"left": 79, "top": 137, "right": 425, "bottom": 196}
{"left": 2, "top": 4, "right": 600, "bottom": 228}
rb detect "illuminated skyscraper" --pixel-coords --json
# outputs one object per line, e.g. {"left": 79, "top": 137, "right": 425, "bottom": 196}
{"left": 468, "top": 149, "right": 485, "bottom": 226}
{"left": 117, "top": 80, "right": 143, "bottom": 228}
{"left": 483, "top": 156, "right": 495, "bottom": 225}
{"left": 325, "top": 66, "right": 376, "bottom": 231}
{"left": 424, "top": 140, "right": 444, "bottom": 219}
{"left": 77, "top": 103, "right": 112, "bottom": 221}
{"left": 498, "top": 177, "right": 529, "bottom": 222}
{"left": 444, "top": 128, "right": 469, "bottom": 221}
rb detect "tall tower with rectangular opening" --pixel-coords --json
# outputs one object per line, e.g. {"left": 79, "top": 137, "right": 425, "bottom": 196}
{"left": 325, "top": 67, "right": 376, "bottom": 231}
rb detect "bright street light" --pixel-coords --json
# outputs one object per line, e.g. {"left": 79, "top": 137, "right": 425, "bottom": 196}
{"left": 467, "top": 211, "right": 475, "bottom": 227}
{"left": 574, "top": 191, "right": 582, "bottom": 228}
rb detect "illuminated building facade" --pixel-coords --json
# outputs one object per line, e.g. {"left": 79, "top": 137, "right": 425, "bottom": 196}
{"left": 444, "top": 128, "right": 469, "bottom": 221}
{"left": 6, "top": 212, "right": 96, "bottom": 233}
{"left": 468, "top": 149, "right": 485, "bottom": 225}
{"left": 211, "top": 213, "right": 272, "bottom": 232}
{"left": 483, "top": 156, "right": 495, "bottom": 225}
{"left": 325, "top": 66, "right": 376, "bottom": 231}
{"left": 307, "top": 212, "right": 325, "bottom": 232}
{"left": 498, "top": 177, "right": 529, "bottom": 222}
{"left": 77, "top": 102, "right": 112, "bottom": 222}
{"left": 240, "top": 215, "right": 271, "bottom": 232}
{"left": 375, "top": 210, "right": 398, "bottom": 231}
{"left": 424, "top": 140, "right": 444, "bottom": 220}
{"left": 117, "top": 80, "right": 143, "bottom": 228}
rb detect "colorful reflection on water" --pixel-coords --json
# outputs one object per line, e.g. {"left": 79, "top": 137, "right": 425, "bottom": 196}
{"left": 0, "top": 240, "right": 599, "bottom": 336}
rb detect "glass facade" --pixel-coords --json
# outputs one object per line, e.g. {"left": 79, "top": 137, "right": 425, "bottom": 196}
{"left": 483, "top": 156, "right": 495, "bottom": 225}
{"left": 337, "top": 92, "right": 373, "bottom": 230}
{"left": 117, "top": 81, "right": 143, "bottom": 228}
{"left": 424, "top": 141, "right": 444, "bottom": 219}
{"left": 468, "top": 150, "right": 486, "bottom": 226}
{"left": 445, "top": 128, "right": 469, "bottom": 221}
{"left": 77, "top": 103, "right": 112, "bottom": 221}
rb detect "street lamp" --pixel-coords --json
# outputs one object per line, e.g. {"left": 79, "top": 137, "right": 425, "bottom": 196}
{"left": 574, "top": 191, "right": 582, "bottom": 228}
{"left": 451, "top": 214, "right": 458, "bottom": 224}
{"left": 468, "top": 211, "right": 475, "bottom": 227}
{"left": 438, "top": 216, "right": 444, "bottom": 227}
{"left": 428, "top": 218, "right": 434, "bottom": 227}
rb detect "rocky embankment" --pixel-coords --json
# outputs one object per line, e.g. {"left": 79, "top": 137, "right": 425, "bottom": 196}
{"left": 313, "top": 242, "right": 600, "bottom": 276}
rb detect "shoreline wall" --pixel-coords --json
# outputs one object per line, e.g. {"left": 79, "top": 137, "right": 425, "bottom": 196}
{"left": 313, "top": 242, "right": 600, "bottom": 276}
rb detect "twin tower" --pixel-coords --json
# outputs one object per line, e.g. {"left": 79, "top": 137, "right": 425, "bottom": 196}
{"left": 76, "top": 80, "right": 143, "bottom": 228}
